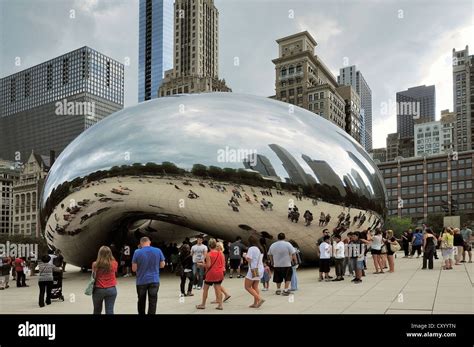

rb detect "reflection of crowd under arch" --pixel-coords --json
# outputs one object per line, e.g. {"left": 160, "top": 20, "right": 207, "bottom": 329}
{"left": 41, "top": 161, "right": 382, "bottom": 267}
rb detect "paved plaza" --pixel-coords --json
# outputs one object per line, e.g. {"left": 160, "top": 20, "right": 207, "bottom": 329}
{"left": 1, "top": 253, "right": 472, "bottom": 315}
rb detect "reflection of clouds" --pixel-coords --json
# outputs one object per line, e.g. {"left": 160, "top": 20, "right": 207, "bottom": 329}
{"left": 42, "top": 93, "right": 385, "bottom": 206}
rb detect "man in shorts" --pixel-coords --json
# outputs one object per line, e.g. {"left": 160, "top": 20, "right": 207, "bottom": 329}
{"left": 268, "top": 233, "right": 296, "bottom": 296}
{"left": 229, "top": 236, "right": 246, "bottom": 278}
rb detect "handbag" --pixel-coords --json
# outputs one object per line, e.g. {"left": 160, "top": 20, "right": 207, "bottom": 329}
{"left": 84, "top": 272, "right": 96, "bottom": 296}
{"left": 390, "top": 241, "right": 401, "bottom": 252}
{"left": 380, "top": 244, "right": 387, "bottom": 254}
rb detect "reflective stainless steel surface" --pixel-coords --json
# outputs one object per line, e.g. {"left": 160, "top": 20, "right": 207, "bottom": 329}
{"left": 40, "top": 93, "right": 387, "bottom": 267}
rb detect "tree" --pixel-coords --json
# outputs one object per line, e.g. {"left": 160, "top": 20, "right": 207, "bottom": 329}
{"left": 191, "top": 164, "right": 207, "bottom": 177}
{"left": 426, "top": 213, "right": 444, "bottom": 232}
{"left": 384, "top": 217, "right": 414, "bottom": 238}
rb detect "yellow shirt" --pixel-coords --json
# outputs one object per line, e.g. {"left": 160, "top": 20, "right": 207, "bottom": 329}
{"left": 442, "top": 233, "right": 454, "bottom": 248}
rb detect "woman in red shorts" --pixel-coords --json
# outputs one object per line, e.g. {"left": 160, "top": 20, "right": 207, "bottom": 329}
{"left": 196, "top": 238, "right": 225, "bottom": 310}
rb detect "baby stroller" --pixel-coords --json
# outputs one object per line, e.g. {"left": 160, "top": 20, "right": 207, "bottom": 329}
{"left": 50, "top": 271, "right": 65, "bottom": 301}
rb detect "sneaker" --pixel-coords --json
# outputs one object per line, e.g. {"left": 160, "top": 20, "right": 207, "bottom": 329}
{"left": 282, "top": 290, "right": 290, "bottom": 296}
{"left": 354, "top": 279, "right": 362, "bottom": 284}
{"left": 193, "top": 285, "right": 197, "bottom": 289}
{"left": 262, "top": 288, "right": 268, "bottom": 291}
{"left": 197, "top": 286, "right": 202, "bottom": 290}
{"left": 237, "top": 275, "right": 243, "bottom": 278}
{"left": 460, "top": 260, "right": 466, "bottom": 263}
{"left": 351, "top": 278, "right": 357, "bottom": 282}
{"left": 275, "top": 290, "right": 281, "bottom": 295}
{"left": 229, "top": 275, "right": 233, "bottom": 279}
{"left": 326, "top": 275, "right": 333, "bottom": 279}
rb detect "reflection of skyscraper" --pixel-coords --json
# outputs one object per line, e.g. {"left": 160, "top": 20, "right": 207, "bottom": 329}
{"left": 269, "top": 144, "right": 315, "bottom": 185}
{"left": 343, "top": 175, "right": 356, "bottom": 192}
{"left": 350, "top": 168, "right": 371, "bottom": 197}
{"left": 302, "top": 155, "right": 345, "bottom": 196}
{"left": 347, "top": 150, "right": 385, "bottom": 199}
{"left": 243, "top": 154, "right": 278, "bottom": 177}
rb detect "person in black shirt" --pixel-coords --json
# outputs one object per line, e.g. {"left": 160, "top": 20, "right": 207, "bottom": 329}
{"left": 178, "top": 244, "right": 194, "bottom": 297}
{"left": 422, "top": 228, "right": 436, "bottom": 270}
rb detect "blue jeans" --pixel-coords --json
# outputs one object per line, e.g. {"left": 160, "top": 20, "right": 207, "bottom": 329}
{"left": 92, "top": 286, "right": 117, "bottom": 314}
{"left": 290, "top": 265, "right": 298, "bottom": 290}
{"left": 193, "top": 263, "right": 204, "bottom": 288}
{"left": 136, "top": 282, "right": 159, "bottom": 314}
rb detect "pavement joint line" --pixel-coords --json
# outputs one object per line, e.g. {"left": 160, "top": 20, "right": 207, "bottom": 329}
{"left": 430, "top": 264, "right": 443, "bottom": 313}
{"left": 384, "top": 261, "right": 430, "bottom": 314}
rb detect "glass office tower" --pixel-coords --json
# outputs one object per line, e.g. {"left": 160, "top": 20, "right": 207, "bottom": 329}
{"left": 0, "top": 46, "right": 124, "bottom": 161}
{"left": 138, "top": 0, "right": 174, "bottom": 102}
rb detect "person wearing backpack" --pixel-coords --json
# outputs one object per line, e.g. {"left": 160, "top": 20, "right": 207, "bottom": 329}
{"left": 410, "top": 229, "right": 423, "bottom": 258}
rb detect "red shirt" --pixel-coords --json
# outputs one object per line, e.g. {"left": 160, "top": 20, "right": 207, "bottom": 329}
{"left": 93, "top": 260, "right": 118, "bottom": 288}
{"left": 14, "top": 258, "right": 24, "bottom": 272}
{"left": 204, "top": 250, "right": 225, "bottom": 282}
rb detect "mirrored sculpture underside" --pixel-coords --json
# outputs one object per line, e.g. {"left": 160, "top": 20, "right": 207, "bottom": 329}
{"left": 40, "top": 93, "right": 387, "bottom": 267}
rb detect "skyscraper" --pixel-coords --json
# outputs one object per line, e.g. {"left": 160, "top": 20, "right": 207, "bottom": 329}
{"left": 0, "top": 46, "right": 124, "bottom": 161}
{"left": 138, "top": 0, "right": 174, "bottom": 102}
{"left": 272, "top": 31, "right": 348, "bottom": 137}
{"left": 452, "top": 46, "right": 473, "bottom": 152}
{"left": 158, "top": 0, "right": 231, "bottom": 96}
{"left": 396, "top": 85, "right": 435, "bottom": 139}
{"left": 338, "top": 65, "right": 373, "bottom": 151}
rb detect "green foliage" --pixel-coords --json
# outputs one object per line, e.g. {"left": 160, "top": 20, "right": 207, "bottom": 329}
{"left": 426, "top": 213, "right": 444, "bottom": 232}
{"left": 384, "top": 217, "right": 414, "bottom": 237}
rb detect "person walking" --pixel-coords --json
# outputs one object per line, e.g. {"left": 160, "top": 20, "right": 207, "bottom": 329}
{"left": 132, "top": 237, "right": 165, "bottom": 315}
{"left": 244, "top": 236, "right": 265, "bottom": 308}
{"left": 453, "top": 228, "right": 464, "bottom": 265}
{"left": 0, "top": 256, "right": 11, "bottom": 290}
{"left": 196, "top": 238, "right": 225, "bottom": 310}
{"left": 91, "top": 246, "right": 118, "bottom": 314}
{"left": 439, "top": 228, "right": 454, "bottom": 270}
{"left": 332, "top": 234, "right": 345, "bottom": 281}
{"left": 422, "top": 228, "right": 436, "bottom": 270}
{"left": 191, "top": 235, "right": 208, "bottom": 289}
{"left": 410, "top": 229, "right": 423, "bottom": 258}
{"left": 178, "top": 244, "right": 194, "bottom": 297}
{"left": 228, "top": 236, "right": 246, "bottom": 278}
{"left": 401, "top": 230, "right": 410, "bottom": 258}
{"left": 37, "top": 255, "right": 61, "bottom": 307}
{"left": 14, "top": 257, "right": 27, "bottom": 287}
{"left": 461, "top": 224, "right": 472, "bottom": 263}
{"left": 267, "top": 233, "right": 296, "bottom": 296}
{"left": 214, "top": 242, "right": 231, "bottom": 303}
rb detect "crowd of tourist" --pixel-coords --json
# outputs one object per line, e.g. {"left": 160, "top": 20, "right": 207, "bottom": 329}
{"left": 0, "top": 223, "right": 472, "bottom": 314}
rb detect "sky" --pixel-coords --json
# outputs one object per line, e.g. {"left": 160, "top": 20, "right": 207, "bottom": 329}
{"left": 1, "top": 0, "right": 473, "bottom": 149}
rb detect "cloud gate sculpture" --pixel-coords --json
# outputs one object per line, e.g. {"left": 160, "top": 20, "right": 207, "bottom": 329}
{"left": 40, "top": 93, "right": 387, "bottom": 267}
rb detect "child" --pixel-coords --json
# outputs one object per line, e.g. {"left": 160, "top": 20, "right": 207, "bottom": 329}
{"left": 261, "top": 261, "right": 272, "bottom": 291}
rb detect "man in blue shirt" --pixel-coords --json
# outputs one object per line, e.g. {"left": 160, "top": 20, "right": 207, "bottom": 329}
{"left": 132, "top": 237, "right": 165, "bottom": 314}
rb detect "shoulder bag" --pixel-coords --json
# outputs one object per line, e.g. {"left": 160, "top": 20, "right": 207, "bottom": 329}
{"left": 84, "top": 271, "right": 96, "bottom": 296}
